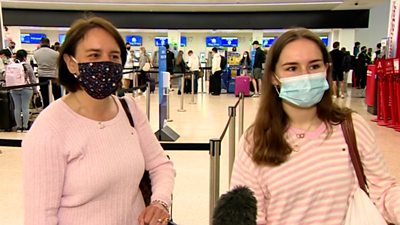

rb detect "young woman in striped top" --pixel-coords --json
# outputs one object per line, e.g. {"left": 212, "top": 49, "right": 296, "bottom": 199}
{"left": 231, "top": 28, "right": 400, "bottom": 225}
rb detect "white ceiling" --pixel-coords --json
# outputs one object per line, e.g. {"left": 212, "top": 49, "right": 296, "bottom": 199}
{"left": 1, "top": 0, "right": 388, "bottom": 12}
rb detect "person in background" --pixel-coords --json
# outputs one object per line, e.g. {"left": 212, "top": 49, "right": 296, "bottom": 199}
{"left": 23, "top": 16, "right": 175, "bottom": 225}
{"left": 329, "top": 41, "right": 345, "bottom": 98}
{"left": 152, "top": 50, "right": 159, "bottom": 68}
{"left": 51, "top": 42, "right": 61, "bottom": 52}
{"left": 375, "top": 43, "right": 382, "bottom": 61}
{"left": 34, "top": 37, "right": 61, "bottom": 108}
{"left": 210, "top": 47, "right": 222, "bottom": 95}
{"left": 230, "top": 27, "right": 400, "bottom": 225}
{"left": 251, "top": 40, "right": 265, "bottom": 97}
{"left": 0, "top": 49, "right": 8, "bottom": 75}
{"left": 8, "top": 49, "right": 38, "bottom": 132}
{"left": 174, "top": 50, "right": 187, "bottom": 95}
{"left": 7, "top": 41, "right": 16, "bottom": 56}
{"left": 187, "top": 50, "right": 200, "bottom": 94}
{"left": 136, "top": 46, "right": 151, "bottom": 93}
{"left": 122, "top": 42, "right": 134, "bottom": 90}
{"left": 341, "top": 48, "right": 352, "bottom": 96}
{"left": 164, "top": 44, "right": 175, "bottom": 90}
{"left": 353, "top": 41, "right": 360, "bottom": 58}
{"left": 356, "top": 46, "right": 368, "bottom": 90}
{"left": 240, "top": 51, "right": 251, "bottom": 76}
{"left": 367, "top": 47, "right": 373, "bottom": 64}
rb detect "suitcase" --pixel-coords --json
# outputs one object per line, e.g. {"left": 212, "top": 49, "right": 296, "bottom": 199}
{"left": 228, "top": 79, "right": 235, "bottom": 93}
{"left": 0, "top": 90, "right": 16, "bottom": 131}
{"left": 235, "top": 75, "right": 250, "bottom": 97}
{"left": 184, "top": 77, "right": 192, "bottom": 94}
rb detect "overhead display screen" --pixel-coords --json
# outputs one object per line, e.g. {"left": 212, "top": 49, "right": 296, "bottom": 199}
{"left": 320, "top": 36, "right": 329, "bottom": 46}
{"left": 262, "top": 37, "right": 277, "bottom": 48}
{"left": 206, "top": 36, "right": 221, "bottom": 47}
{"left": 155, "top": 37, "right": 168, "bottom": 46}
{"left": 221, "top": 37, "right": 238, "bottom": 47}
{"left": 59, "top": 34, "right": 66, "bottom": 43}
{"left": 126, "top": 35, "right": 143, "bottom": 46}
{"left": 21, "top": 33, "right": 46, "bottom": 44}
{"left": 180, "top": 36, "right": 187, "bottom": 47}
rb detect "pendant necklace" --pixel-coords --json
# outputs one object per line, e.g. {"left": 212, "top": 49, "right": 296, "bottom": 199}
{"left": 291, "top": 118, "right": 317, "bottom": 151}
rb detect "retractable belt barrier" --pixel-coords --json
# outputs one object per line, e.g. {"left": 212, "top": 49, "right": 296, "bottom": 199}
{"left": 0, "top": 81, "right": 49, "bottom": 90}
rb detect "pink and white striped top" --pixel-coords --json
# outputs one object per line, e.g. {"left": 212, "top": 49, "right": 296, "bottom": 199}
{"left": 231, "top": 113, "right": 400, "bottom": 225}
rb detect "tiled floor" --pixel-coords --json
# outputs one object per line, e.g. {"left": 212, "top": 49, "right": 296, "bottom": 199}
{"left": 0, "top": 87, "right": 399, "bottom": 225}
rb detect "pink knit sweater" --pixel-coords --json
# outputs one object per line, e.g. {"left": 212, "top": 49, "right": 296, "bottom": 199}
{"left": 22, "top": 96, "right": 175, "bottom": 225}
{"left": 231, "top": 113, "right": 400, "bottom": 225}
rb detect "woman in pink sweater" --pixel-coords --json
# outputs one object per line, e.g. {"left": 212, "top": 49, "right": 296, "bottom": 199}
{"left": 22, "top": 17, "right": 175, "bottom": 225}
{"left": 230, "top": 28, "right": 400, "bottom": 224}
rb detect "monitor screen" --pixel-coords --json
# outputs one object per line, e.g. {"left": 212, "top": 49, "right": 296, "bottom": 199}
{"left": 320, "top": 36, "right": 329, "bottom": 46}
{"left": 206, "top": 36, "right": 221, "bottom": 47}
{"left": 59, "top": 34, "right": 66, "bottom": 43}
{"left": 21, "top": 33, "right": 46, "bottom": 44}
{"left": 155, "top": 37, "right": 168, "bottom": 46}
{"left": 221, "top": 37, "right": 238, "bottom": 47}
{"left": 181, "top": 36, "right": 187, "bottom": 47}
{"left": 126, "top": 35, "right": 143, "bottom": 46}
{"left": 262, "top": 37, "right": 277, "bottom": 48}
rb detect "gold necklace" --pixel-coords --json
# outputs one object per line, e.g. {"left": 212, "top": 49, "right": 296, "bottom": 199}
{"left": 291, "top": 117, "right": 318, "bottom": 151}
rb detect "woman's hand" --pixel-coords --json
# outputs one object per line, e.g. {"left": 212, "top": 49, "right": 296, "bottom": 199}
{"left": 138, "top": 202, "right": 170, "bottom": 225}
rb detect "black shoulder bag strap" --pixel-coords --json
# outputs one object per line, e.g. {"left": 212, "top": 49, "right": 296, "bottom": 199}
{"left": 341, "top": 113, "right": 369, "bottom": 195}
{"left": 119, "top": 98, "right": 135, "bottom": 128}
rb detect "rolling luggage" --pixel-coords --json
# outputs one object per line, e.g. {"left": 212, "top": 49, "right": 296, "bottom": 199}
{"left": 228, "top": 79, "right": 235, "bottom": 93}
{"left": 184, "top": 76, "right": 192, "bottom": 94}
{"left": 235, "top": 75, "right": 250, "bottom": 97}
{"left": 0, "top": 90, "right": 15, "bottom": 131}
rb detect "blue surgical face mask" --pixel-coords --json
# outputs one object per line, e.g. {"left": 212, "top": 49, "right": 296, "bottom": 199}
{"left": 275, "top": 72, "right": 329, "bottom": 108}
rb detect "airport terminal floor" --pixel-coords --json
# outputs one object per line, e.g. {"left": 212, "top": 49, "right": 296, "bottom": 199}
{"left": 0, "top": 86, "right": 399, "bottom": 225}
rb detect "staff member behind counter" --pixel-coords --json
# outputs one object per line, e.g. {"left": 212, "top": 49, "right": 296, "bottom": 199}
{"left": 23, "top": 16, "right": 175, "bottom": 225}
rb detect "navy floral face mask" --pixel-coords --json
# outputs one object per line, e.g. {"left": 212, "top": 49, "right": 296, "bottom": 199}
{"left": 72, "top": 57, "right": 123, "bottom": 99}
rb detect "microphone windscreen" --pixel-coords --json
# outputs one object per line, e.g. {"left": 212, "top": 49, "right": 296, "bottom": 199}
{"left": 212, "top": 185, "right": 257, "bottom": 225}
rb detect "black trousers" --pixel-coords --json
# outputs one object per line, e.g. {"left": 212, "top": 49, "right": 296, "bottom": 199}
{"left": 138, "top": 70, "right": 148, "bottom": 92}
{"left": 193, "top": 71, "right": 199, "bottom": 94}
{"left": 39, "top": 77, "right": 61, "bottom": 108}
{"left": 209, "top": 70, "right": 222, "bottom": 95}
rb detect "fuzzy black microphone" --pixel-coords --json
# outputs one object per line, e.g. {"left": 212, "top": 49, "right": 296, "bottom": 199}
{"left": 212, "top": 186, "right": 257, "bottom": 225}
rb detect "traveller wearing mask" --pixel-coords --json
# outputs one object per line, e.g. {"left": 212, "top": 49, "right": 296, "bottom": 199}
{"left": 240, "top": 51, "right": 251, "bottom": 76}
{"left": 122, "top": 42, "right": 134, "bottom": 89}
{"left": 22, "top": 16, "right": 175, "bottom": 225}
{"left": 231, "top": 28, "right": 400, "bottom": 225}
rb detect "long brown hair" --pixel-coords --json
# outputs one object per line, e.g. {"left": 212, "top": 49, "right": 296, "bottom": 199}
{"left": 248, "top": 28, "right": 351, "bottom": 166}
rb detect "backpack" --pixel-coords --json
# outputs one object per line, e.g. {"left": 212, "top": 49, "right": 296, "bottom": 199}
{"left": 220, "top": 55, "right": 227, "bottom": 70}
{"left": 5, "top": 61, "right": 27, "bottom": 87}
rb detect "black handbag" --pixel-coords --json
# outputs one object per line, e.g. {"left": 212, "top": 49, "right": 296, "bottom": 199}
{"left": 119, "top": 98, "right": 177, "bottom": 225}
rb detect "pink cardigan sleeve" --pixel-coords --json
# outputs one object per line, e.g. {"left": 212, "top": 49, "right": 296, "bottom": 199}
{"left": 125, "top": 96, "right": 176, "bottom": 206}
{"left": 352, "top": 114, "right": 400, "bottom": 224}
{"left": 22, "top": 121, "right": 66, "bottom": 225}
